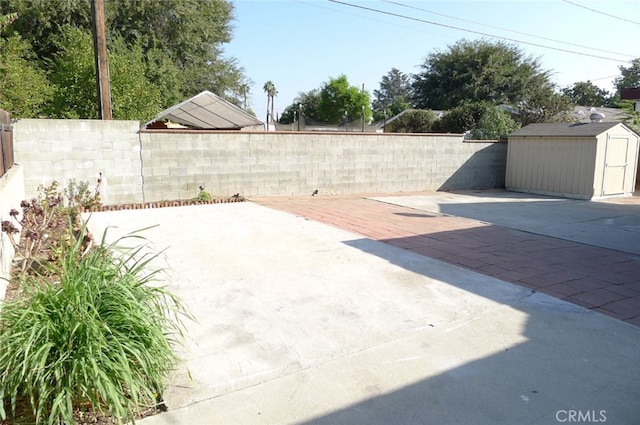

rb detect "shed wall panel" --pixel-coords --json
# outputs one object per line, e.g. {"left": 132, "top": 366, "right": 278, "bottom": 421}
{"left": 506, "top": 136, "right": 597, "bottom": 199}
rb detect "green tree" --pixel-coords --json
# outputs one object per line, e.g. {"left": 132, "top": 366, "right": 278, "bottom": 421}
{"left": 470, "top": 106, "right": 520, "bottom": 140}
{"left": 614, "top": 58, "right": 640, "bottom": 93}
{"left": 1, "top": 0, "right": 245, "bottom": 109}
{"left": 0, "top": 35, "right": 53, "bottom": 117}
{"left": 616, "top": 100, "right": 640, "bottom": 132}
{"left": 47, "top": 26, "right": 161, "bottom": 121}
{"left": 297, "top": 90, "right": 321, "bottom": 122}
{"left": 516, "top": 85, "right": 573, "bottom": 126}
{"left": 0, "top": 0, "right": 92, "bottom": 60}
{"left": 372, "top": 68, "right": 411, "bottom": 122}
{"left": 562, "top": 81, "right": 611, "bottom": 107}
{"left": 46, "top": 26, "right": 98, "bottom": 119}
{"left": 108, "top": 0, "right": 239, "bottom": 100}
{"left": 108, "top": 39, "right": 162, "bottom": 121}
{"left": 412, "top": 39, "right": 551, "bottom": 111}
{"left": 279, "top": 90, "right": 322, "bottom": 124}
{"left": 317, "top": 75, "right": 371, "bottom": 123}
{"left": 387, "top": 110, "right": 436, "bottom": 133}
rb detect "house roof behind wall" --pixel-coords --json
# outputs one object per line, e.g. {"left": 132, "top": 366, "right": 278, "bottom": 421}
{"left": 572, "top": 106, "right": 630, "bottom": 123}
{"left": 145, "top": 91, "right": 264, "bottom": 130}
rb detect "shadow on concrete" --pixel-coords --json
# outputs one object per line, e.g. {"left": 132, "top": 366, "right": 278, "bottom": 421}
{"left": 299, "top": 236, "right": 640, "bottom": 425}
{"left": 392, "top": 212, "right": 437, "bottom": 218}
{"left": 377, "top": 192, "right": 640, "bottom": 256}
{"left": 437, "top": 143, "right": 507, "bottom": 191}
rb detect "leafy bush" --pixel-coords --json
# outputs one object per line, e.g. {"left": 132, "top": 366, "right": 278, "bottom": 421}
{"left": 193, "top": 185, "right": 212, "bottom": 202}
{"left": 64, "top": 175, "right": 102, "bottom": 210}
{"left": 433, "top": 101, "right": 520, "bottom": 140}
{"left": 2, "top": 179, "right": 102, "bottom": 277}
{"left": 1, "top": 181, "right": 69, "bottom": 275}
{"left": 0, "top": 225, "right": 187, "bottom": 424}
{"left": 387, "top": 109, "right": 436, "bottom": 133}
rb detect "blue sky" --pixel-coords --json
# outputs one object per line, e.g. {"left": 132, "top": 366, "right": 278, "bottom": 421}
{"left": 224, "top": 0, "right": 640, "bottom": 121}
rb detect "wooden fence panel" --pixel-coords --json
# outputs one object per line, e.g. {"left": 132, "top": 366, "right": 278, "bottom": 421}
{"left": 0, "top": 109, "right": 13, "bottom": 179}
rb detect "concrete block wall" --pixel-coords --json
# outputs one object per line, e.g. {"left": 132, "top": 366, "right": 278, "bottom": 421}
{"left": 0, "top": 165, "right": 25, "bottom": 299}
{"left": 12, "top": 120, "right": 507, "bottom": 205}
{"left": 140, "top": 131, "right": 507, "bottom": 201}
{"left": 13, "top": 119, "right": 143, "bottom": 204}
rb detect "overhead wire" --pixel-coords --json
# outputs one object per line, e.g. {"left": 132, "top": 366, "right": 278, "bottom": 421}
{"left": 382, "top": 0, "right": 635, "bottom": 58}
{"left": 559, "top": 0, "right": 640, "bottom": 27}
{"left": 293, "top": 0, "right": 451, "bottom": 40}
{"left": 326, "top": 0, "right": 632, "bottom": 64}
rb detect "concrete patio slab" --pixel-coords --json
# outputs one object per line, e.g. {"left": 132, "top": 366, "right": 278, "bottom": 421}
{"left": 253, "top": 193, "right": 640, "bottom": 326}
{"left": 85, "top": 201, "right": 640, "bottom": 425}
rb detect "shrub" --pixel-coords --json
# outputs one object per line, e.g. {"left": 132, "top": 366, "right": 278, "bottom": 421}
{"left": 63, "top": 175, "right": 102, "bottom": 210}
{"left": 433, "top": 101, "right": 520, "bottom": 140}
{"left": 1, "top": 181, "right": 68, "bottom": 275}
{"left": 2, "top": 179, "right": 103, "bottom": 277}
{"left": 193, "top": 185, "right": 212, "bottom": 202}
{"left": 387, "top": 109, "right": 436, "bottom": 133}
{"left": 0, "top": 225, "right": 188, "bottom": 424}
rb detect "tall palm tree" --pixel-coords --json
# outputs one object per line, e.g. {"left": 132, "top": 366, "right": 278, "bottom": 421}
{"left": 240, "top": 83, "right": 249, "bottom": 110}
{"left": 263, "top": 80, "right": 277, "bottom": 130}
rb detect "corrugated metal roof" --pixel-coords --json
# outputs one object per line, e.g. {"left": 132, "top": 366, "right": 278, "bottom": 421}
{"left": 145, "top": 90, "right": 263, "bottom": 130}
{"left": 508, "top": 122, "right": 627, "bottom": 138}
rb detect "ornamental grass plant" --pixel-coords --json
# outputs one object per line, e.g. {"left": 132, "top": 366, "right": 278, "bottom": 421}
{"left": 0, "top": 224, "right": 188, "bottom": 425}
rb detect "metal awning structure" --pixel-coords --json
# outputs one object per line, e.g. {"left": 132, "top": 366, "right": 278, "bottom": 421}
{"left": 145, "top": 90, "right": 263, "bottom": 130}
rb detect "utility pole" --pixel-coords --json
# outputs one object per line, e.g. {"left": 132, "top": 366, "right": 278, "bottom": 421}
{"left": 91, "top": 0, "right": 112, "bottom": 120}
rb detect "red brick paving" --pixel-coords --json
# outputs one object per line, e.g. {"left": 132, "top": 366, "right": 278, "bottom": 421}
{"left": 252, "top": 194, "right": 640, "bottom": 327}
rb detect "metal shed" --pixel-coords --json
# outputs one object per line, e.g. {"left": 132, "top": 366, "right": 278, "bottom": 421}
{"left": 144, "top": 90, "right": 264, "bottom": 130}
{"left": 506, "top": 122, "right": 639, "bottom": 199}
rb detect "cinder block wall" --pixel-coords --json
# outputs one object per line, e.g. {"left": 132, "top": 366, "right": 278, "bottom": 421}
{"left": 13, "top": 120, "right": 507, "bottom": 204}
{"left": 13, "top": 119, "right": 143, "bottom": 204}
{"left": 0, "top": 165, "right": 25, "bottom": 299}
{"left": 140, "top": 131, "right": 506, "bottom": 201}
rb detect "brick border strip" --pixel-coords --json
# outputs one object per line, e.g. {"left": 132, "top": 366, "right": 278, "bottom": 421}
{"left": 79, "top": 197, "right": 246, "bottom": 213}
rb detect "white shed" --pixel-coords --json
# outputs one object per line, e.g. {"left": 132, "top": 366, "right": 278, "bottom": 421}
{"left": 506, "top": 122, "right": 639, "bottom": 199}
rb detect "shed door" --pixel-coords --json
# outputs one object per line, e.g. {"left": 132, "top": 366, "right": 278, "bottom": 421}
{"left": 602, "top": 136, "right": 631, "bottom": 196}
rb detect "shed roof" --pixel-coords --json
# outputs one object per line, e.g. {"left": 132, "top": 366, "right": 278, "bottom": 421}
{"left": 508, "top": 122, "right": 633, "bottom": 138}
{"left": 145, "top": 90, "right": 263, "bottom": 130}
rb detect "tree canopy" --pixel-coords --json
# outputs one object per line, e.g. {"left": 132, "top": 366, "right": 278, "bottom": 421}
{"left": 412, "top": 39, "right": 551, "bottom": 111}
{"left": 0, "top": 0, "right": 247, "bottom": 119}
{"left": 0, "top": 34, "right": 53, "bottom": 117}
{"left": 562, "top": 81, "right": 611, "bottom": 107}
{"left": 45, "top": 25, "right": 162, "bottom": 121}
{"left": 316, "top": 75, "right": 371, "bottom": 123}
{"left": 280, "top": 76, "right": 372, "bottom": 125}
{"left": 372, "top": 68, "right": 411, "bottom": 122}
{"left": 614, "top": 59, "right": 640, "bottom": 94}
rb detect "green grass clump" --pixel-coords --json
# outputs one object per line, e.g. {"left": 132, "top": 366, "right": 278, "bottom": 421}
{"left": 0, "top": 226, "right": 187, "bottom": 424}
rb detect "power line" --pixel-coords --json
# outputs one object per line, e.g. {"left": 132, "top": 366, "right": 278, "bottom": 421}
{"left": 294, "top": 0, "right": 450, "bottom": 40}
{"left": 327, "top": 0, "right": 631, "bottom": 64}
{"left": 382, "top": 0, "right": 635, "bottom": 59}
{"left": 560, "top": 0, "right": 640, "bottom": 27}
